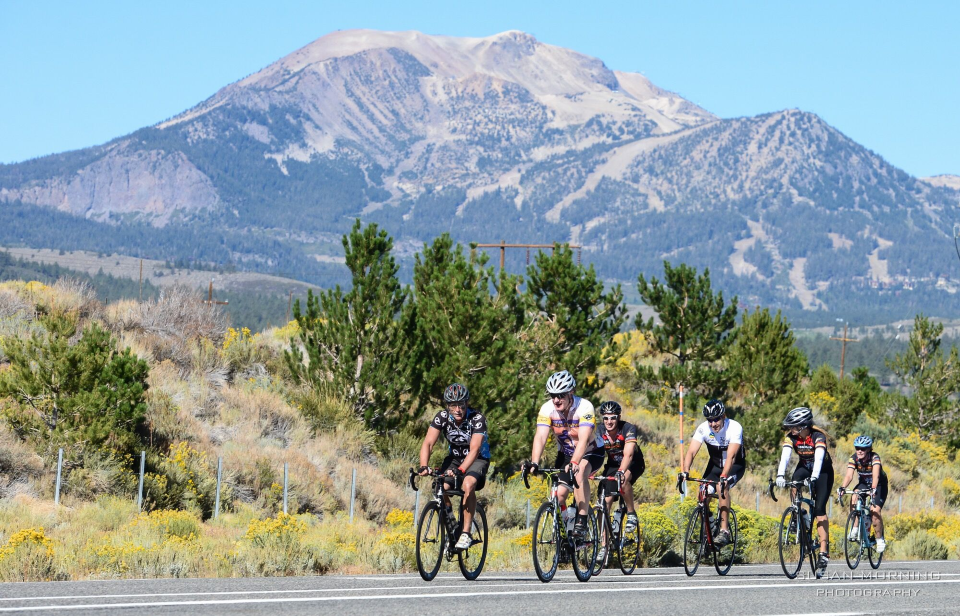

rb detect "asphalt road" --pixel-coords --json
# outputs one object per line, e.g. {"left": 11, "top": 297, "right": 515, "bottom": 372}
{"left": 0, "top": 560, "right": 956, "bottom": 615}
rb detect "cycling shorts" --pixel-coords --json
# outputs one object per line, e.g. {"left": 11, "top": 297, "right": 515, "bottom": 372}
{"left": 791, "top": 460, "right": 834, "bottom": 517}
{"left": 703, "top": 459, "right": 746, "bottom": 489}
{"left": 554, "top": 449, "right": 605, "bottom": 489}
{"left": 855, "top": 473, "right": 888, "bottom": 509}
{"left": 600, "top": 454, "right": 645, "bottom": 495}
{"left": 440, "top": 455, "right": 489, "bottom": 492}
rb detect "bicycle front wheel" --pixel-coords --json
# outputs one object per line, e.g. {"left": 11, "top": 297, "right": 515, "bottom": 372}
{"left": 458, "top": 503, "right": 488, "bottom": 580}
{"left": 682, "top": 506, "right": 704, "bottom": 576}
{"left": 616, "top": 509, "right": 640, "bottom": 575}
{"left": 778, "top": 508, "right": 803, "bottom": 579}
{"left": 844, "top": 511, "right": 862, "bottom": 570}
{"left": 571, "top": 510, "right": 598, "bottom": 582}
{"left": 868, "top": 528, "right": 883, "bottom": 570}
{"left": 532, "top": 503, "right": 560, "bottom": 583}
{"left": 416, "top": 501, "right": 445, "bottom": 581}
{"left": 714, "top": 508, "right": 738, "bottom": 576}
{"left": 592, "top": 506, "right": 609, "bottom": 576}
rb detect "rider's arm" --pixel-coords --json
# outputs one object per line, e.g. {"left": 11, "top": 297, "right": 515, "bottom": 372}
{"left": 530, "top": 424, "right": 551, "bottom": 465}
{"left": 871, "top": 456, "right": 881, "bottom": 489}
{"left": 681, "top": 439, "right": 702, "bottom": 474}
{"left": 458, "top": 433, "right": 484, "bottom": 474}
{"left": 420, "top": 427, "right": 442, "bottom": 469}
{"left": 777, "top": 445, "right": 792, "bottom": 477}
{"left": 811, "top": 447, "right": 825, "bottom": 479}
{"left": 570, "top": 423, "right": 594, "bottom": 466}
{"left": 721, "top": 443, "right": 740, "bottom": 478}
{"left": 619, "top": 441, "right": 635, "bottom": 473}
{"left": 840, "top": 464, "right": 854, "bottom": 489}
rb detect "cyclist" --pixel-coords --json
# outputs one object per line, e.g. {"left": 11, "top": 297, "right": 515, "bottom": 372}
{"left": 776, "top": 406, "right": 834, "bottom": 571}
{"left": 527, "top": 370, "right": 604, "bottom": 538}
{"left": 596, "top": 400, "right": 644, "bottom": 560}
{"left": 677, "top": 399, "right": 745, "bottom": 547}
{"left": 837, "top": 435, "right": 887, "bottom": 553}
{"left": 418, "top": 383, "right": 490, "bottom": 551}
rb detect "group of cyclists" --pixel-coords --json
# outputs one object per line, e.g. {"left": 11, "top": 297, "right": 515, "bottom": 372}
{"left": 416, "top": 369, "right": 889, "bottom": 574}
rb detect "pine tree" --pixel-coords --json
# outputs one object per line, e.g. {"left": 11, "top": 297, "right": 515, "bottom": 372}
{"left": 635, "top": 262, "right": 738, "bottom": 405}
{"left": 526, "top": 244, "right": 626, "bottom": 401}
{"left": 886, "top": 314, "right": 960, "bottom": 441}
{"left": 286, "top": 220, "right": 408, "bottom": 431}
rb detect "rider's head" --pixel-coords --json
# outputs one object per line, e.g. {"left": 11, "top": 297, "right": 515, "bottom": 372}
{"left": 853, "top": 435, "right": 873, "bottom": 457}
{"left": 546, "top": 370, "right": 576, "bottom": 411}
{"left": 443, "top": 383, "right": 469, "bottom": 420}
{"left": 782, "top": 406, "right": 813, "bottom": 436}
{"left": 703, "top": 399, "right": 726, "bottom": 427}
{"left": 598, "top": 401, "right": 622, "bottom": 430}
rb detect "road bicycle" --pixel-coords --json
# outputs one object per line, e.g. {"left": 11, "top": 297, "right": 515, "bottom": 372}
{"left": 590, "top": 472, "right": 640, "bottom": 575}
{"left": 679, "top": 477, "right": 738, "bottom": 576}
{"left": 768, "top": 479, "right": 826, "bottom": 579}
{"left": 521, "top": 464, "right": 599, "bottom": 583}
{"left": 409, "top": 467, "right": 488, "bottom": 581}
{"left": 838, "top": 487, "right": 883, "bottom": 570}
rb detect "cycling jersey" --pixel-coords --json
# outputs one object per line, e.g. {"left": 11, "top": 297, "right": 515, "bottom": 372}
{"left": 536, "top": 396, "right": 603, "bottom": 457}
{"left": 601, "top": 420, "right": 638, "bottom": 466}
{"left": 781, "top": 426, "right": 831, "bottom": 469}
{"left": 848, "top": 451, "right": 885, "bottom": 486}
{"left": 430, "top": 408, "right": 490, "bottom": 460}
{"left": 692, "top": 418, "right": 745, "bottom": 466}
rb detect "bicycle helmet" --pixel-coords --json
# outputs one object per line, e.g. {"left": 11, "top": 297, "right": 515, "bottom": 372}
{"left": 443, "top": 383, "right": 469, "bottom": 405}
{"left": 598, "top": 401, "right": 622, "bottom": 417}
{"left": 853, "top": 435, "right": 873, "bottom": 449}
{"left": 545, "top": 370, "right": 576, "bottom": 395}
{"left": 703, "top": 399, "right": 726, "bottom": 420}
{"left": 782, "top": 407, "right": 813, "bottom": 429}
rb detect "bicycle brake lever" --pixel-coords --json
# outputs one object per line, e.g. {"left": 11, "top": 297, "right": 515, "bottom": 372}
{"left": 409, "top": 468, "right": 419, "bottom": 492}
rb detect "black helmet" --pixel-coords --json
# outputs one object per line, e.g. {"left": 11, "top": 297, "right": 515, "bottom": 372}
{"left": 598, "top": 401, "right": 622, "bottom": 417}
{"left": 703, "top": 399, "right": 725, "bottom": 420}
{"left": 782, "top": 407, "right": 813, "bottom": 429}
{"left": 443, "top": 383, "right": 469, "bottom": 405}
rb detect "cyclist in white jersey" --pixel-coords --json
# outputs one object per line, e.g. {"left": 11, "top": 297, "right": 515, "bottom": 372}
{"left": 677, "top": 400, "right": 746, "bottom": 547}
{"left": 526, "top": 370, "right": 603, "bottom": 538}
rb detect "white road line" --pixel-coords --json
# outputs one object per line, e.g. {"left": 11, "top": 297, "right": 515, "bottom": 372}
{"left": 0, "top": 577, "right": 955, "bottom": 612}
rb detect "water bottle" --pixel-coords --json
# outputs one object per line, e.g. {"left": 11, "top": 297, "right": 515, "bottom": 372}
{"left": 611, "top": 515, "right": 620, "bottom": 536}
{"left": 707, "top": 484, "right": 716, "bottom": 496}
{"left": 802, "top": 510, "right": 811, "bottom": 531}
{"left": 563, "top": 507, "right": 575, "bottom": 532}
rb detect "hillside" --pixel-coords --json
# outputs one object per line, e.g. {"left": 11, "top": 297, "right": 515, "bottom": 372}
{"left": 1, "top": 29, "right": 959, "bottom": 324}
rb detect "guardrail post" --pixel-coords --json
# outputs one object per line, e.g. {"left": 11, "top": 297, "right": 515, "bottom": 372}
{"left": 930, "top": 496, "right": 935, "bottom": 509}
{"left": 829, "top": 498, "right": 833, "bottom": 517}
{"left": 283, "top": 463, "right": 289, "bottom": 515}
{"left": 755, "top": 491, "right": 760, "bottom": 512}
{"left": 414, "top": 489, "right": 420, "bottom": 528}
{"left": 214, "top": 456, "right": 222, "bottom": 519}
{"left": 137, "top": 450, "right": 145, "bottom": 510}
{"left": 349, "top": 468, "right": 357, "bottom": 522}
{"left": 898, "top": 495, "right": 902, "bottom": 515}
{"left": 526, "top": 499, "right": 531, "bottom": 529}
{"left": 54, "top": 448, "right": 63, "bottom": 506}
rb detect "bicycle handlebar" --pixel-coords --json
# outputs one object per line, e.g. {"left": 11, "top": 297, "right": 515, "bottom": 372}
{"left": 684, "top": 477, "right": 727, "bottom": 499}
{"left": 768, "top": 478, "right": 814, "bottom": 503}
{"left": 521, "top": 464, "right": 579, "bottom": 489}
{"left": 590, "top": 473, "right": 624, "bottom": 494}
{"left": 409, "top": 467, "right": 441, "bottom": 492}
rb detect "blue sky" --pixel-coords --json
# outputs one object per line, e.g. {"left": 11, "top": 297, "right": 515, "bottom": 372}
{"left": 1, "top": 1, "right": 958, "bottom": 177}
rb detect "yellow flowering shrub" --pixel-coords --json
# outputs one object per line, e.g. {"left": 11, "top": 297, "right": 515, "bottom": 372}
{"left": 0, "top": 527, "right": 58, "bottom": 582}
{"left": 385, "top": 508, "right": 414, "bottom": 528}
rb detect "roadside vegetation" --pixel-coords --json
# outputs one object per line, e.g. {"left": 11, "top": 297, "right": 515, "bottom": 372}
{"left": 1, "top": 221, "right": 959, "bottom": 580}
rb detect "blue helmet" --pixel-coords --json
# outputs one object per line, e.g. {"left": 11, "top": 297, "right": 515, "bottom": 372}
{"left": 853, "top": 435, "right": 873, "bottom": 449}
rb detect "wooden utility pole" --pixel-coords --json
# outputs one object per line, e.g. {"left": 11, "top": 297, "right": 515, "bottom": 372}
{"left": 472, "top": 242, "right": 582, "bottom": 272}
{"left": 203, "top": 280, "right": 229, "bottom": 306}
{"left": 830, "top": 322, "right": 858, "bottom": 379}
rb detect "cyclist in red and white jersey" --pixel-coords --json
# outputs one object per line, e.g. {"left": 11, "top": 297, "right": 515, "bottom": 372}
{"left": 527, "top": 370, "right": 603, "bottom": 538}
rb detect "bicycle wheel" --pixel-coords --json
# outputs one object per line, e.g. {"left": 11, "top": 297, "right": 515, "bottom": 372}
{"left": 532, "top": 503, "right": 560, "bottom": 583}
{"left": 416, "top": 502, "right": 445, "bottom": 581}
{"left": 616, "top": 509, "right": 640, "bottom": 575}
{"left": 592, "top": 506, "right": 609, "bottom": 576}
{"left": 458, "top": 503, "right": 488, "bottom": 580}
{"left": 868, "top": 526, "right": 884, "bottom": 570}
{"left": 778, "top": 508, "right": 803, "bottom": 579}
{"left": 808, "top": 511, "right": 824, "bottom": 579}
{"left": 571, "top": 509, "right": 598, "bottom": 582}
{"left": 714, "top": 508, "right": 738, "bottom": 576}
{"left": 844, "top": 511, "right": 862, "bottom": 570}
{"left": 682, "top": 507, "right": 705, "bottom": 576}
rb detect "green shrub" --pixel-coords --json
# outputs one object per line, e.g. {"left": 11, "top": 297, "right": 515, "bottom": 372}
{"left": 894, "top": 530, "right": 949, "bottom": 560}
{"left": 636, "top": 503, "right": 680, "bottom": 566}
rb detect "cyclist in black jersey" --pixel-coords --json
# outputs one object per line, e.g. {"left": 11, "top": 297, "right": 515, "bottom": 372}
{"left": 597, "top": 402, "right": 644, "bottom": 534}
{"left": 837, "top": 435, "right": 887, "bottom": 553}
{"left": 777, "top": 407, "right": 834, "bottom": 570}
{"left": 678, "top": 399, "right": 745, "bottom": 547}
{"left": 418, "top": 383, "right": 491, "bottom": 551}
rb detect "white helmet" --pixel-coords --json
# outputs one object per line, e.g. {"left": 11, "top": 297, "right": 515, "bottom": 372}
{"left": 546, "top": 370, "right": 576, "bottom": 395}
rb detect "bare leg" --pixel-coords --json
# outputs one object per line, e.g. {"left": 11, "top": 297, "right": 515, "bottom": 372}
{"left": 460, "top": 476, "right": 477, "bottom": 533}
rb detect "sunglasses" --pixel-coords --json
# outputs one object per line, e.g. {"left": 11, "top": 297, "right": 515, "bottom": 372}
{"left": 602, "top": 415, "right": 619, "bottom": 421}
{"left": 855, "top": 447, "right": 869, "bottom": 452}
{"left": 708, "top": 416, "right": 726, "bottom": 424}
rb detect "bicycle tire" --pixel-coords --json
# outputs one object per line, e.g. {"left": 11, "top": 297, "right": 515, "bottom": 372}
{"left": 682, "top": 506, "right": 704, "bottom": 576}
{"left": 415, "top": 501, "right": 445, "bottom": 581}
{"left": 571, "top": 509, "right": 598, "bottom": 582}
{"left": 592, "top": 506, "right": 609, "bottom": 576}
{"left": 532, "top": 502, "right": 560, "bottom": 583}
{"left": 844, "top": 511, "right": 862, "bottom": 570}
{"left": 778, "top": 507, "right": 803, "bottom": 579}
{"left": 808, "top": 508, "right": 823, "bottom": 578}
{"left": 458, "top": 503, "right": 488, "bottom": 580}
{"left": 714, "top": 508, "right": 738, "bottom": 576}
{"left": 616, "top": 508, "right": 640, "bottom": 575}
{"left": 868, "top": 529, "right": 884, "bottom": 569}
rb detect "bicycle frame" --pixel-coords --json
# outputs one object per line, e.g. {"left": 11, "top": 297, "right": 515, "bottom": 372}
{"left": 769, "top": 479, "right": 822, "bottom": 578}
{"left": 688, "top": 477, "right": 727, "bottom": 550}
{"left": 410, "top": 468, "right": 465, "bottom": 558}
{"left": 839, "top": 487, "right": 881, "bottom": 570}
